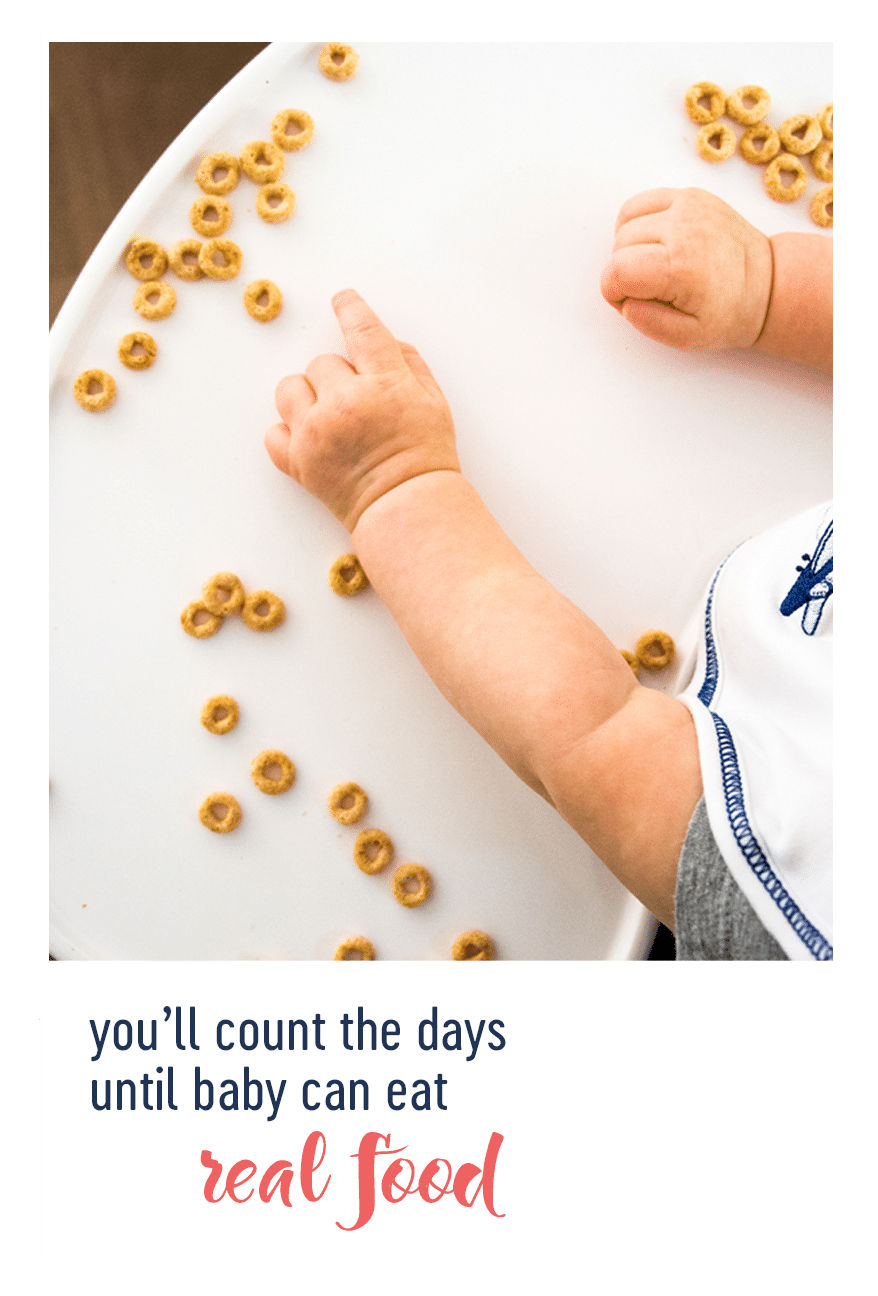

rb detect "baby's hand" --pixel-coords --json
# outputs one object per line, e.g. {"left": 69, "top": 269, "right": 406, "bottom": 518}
{"left": 599, "top": 187, "right": 773, "bottom": 353}
{"left": 265, "top": 290, "right": 460, "bottom": 532}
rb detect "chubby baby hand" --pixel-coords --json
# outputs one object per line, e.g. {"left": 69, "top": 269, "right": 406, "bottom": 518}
{"left": 599, "top": 187, "right": 773, "bottom": 353}
{"left": 265, "top": 290, "right": 460, "bottom": 532}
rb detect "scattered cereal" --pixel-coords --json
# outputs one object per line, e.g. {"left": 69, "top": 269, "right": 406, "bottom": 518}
{"left": 739, "top": 122, "right": 780, "bottom": 164}
{"left": 620, "top": 649, "right": 640, "bottom": 677}
{"left": 125, "top": 238, "right": 168, "bottom": 281}
{"left": 196, "top": 151, "right": 240, "bottom": 195}
{"left": 319, "top": 44, "right": 360, "bottom": 82}
{"left": 239, "top": 140, "right": 285, "bottom": 184}
{"left": 198, "top": 792, "right": 241, "bottom": 833}
{"left": 73, "top": 369, "right": 116, "bottom": 412}
{"left": 133, "top": 280, "right": 177, "bottom": 320}
{"left": 452, "top": 930, "right": 495, "bottom": 961}
{"left": 778, "top": 113, "right": 822, "bottom": 155}
{"left": 256, "top": 182, "right": 296, "bottom": 224}
{"left": 241, "top": 589, "right": 285, "bottom": 631}
{"left": 328, "top": 782, "right": 368, "bottom": 825}
{"left": 329, "top": 554, "right": 369, "bottom": 596}
{"left": 117, "top": 331, "right": 157, "bottom": 371}
{"left": 202, "top": 572, "right": 246, "bottom": 616}
{"left": 764, "top": 152, "right": 807, "bottom": 203}
{"left": 725, "top": 85, "right": 771, "bottom": 126}
{"left": 391, "top": 863, "right": 432, "bottom": 908}
{"left": 696, "top": 121, "right": 736, "bottom": 162}
{"left": 334, "top": 936, "right": 375, "bottom": 960}
{"left": 684, "top": 82, "right": 726, "bottom": 124}
{"left": 809, "top": 185, "right": 833, "bottom": 228}
{"left": 181, "top": 599, "right": 223, "bottom": 639}
{"left": 271, "top": 108, "right": 315, "bottom": 151}
{"left": 189, "top": 195, "right": 233, "bottom": 237}
{"left": 200, "top": 694, "right": 239, "bottom": 735}
{"left": 168, "top": 239, "right": 206, "bottom": 281}
{"left": 243, "top": 279, "right": 283, "bottom": 322}
{"left": 198, "top": 238, "right": 242, "bottom": 281}
{"left": 251, "top": 749, "right": 296, "bottom": 794}
{"left": 634, "top": 630, "right": 675, "bottom": 670}
{"left": 353, "top": 828, "right": 394, "bottom": 875}
{"left": 811, "top": 139, "right": 833, "bottom": 181}
{"left": 817, "top": 103, "right": 833, "bottom": 140}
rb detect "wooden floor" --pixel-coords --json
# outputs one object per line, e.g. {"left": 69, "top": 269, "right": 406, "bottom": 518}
{"left": 49, "top": 42, "right": 269, "bottom": 326}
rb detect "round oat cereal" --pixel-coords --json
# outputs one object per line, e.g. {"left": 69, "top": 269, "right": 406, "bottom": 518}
{"left": 189, "top": 194, "right": 233, "bottom": 237}
{"left": 634, "top": 630, "right": 675, "bottom": 670}
{"left": 240, "top": 589, "right": 285, "bottom": 631}
{"left": 200, "top": 694, "right": 239, "bottom": 735}
{"left": 125, "top": 238, "right": 168, "bottom": 281}
{"left": 181, "top": 599, "right": 223, "bottom": 639}
{"left": 198, "top": 792, "right": 241, "bottom": 833}
{"left": 452, "top": 930, "right": 495, "bottom": 961}
{"left": 328, "top": 782, "right": 368, "bottom": 825}
{"left": 811, "top": 139, "right": 833, "bottom": 181}
{"left": 809, "top": 185, "right": 833, "bottom": 228}
{"left": 334, "top": 936, "right": 375, "bottom": 961}
{"left": 239, "top": 140, "right": 285, "bottom": 183}
{"left": 133, "top": 280, "right": 177, "bottom": 320}
{"left": 696, "top": 121, "right": 736, "bottom": 162}
{"left": 328, "top": 554, "right": 369, "bottom": 596}
{"left": 196, "top": 151, "right": 240, "bottom": 195}
{"left": 243, "top": 280, "right": 283, "bottom": 322}
{"left": 778, "top": 114, "right": 822, "bottom": 155}
{"left": 739, "top": 122, "right": 780, "bottom": 164}
{"left": 168, "top": 238, "right": 206, "bottom": 281}
{"left": 818, "top": 103, "right": 833, "bottom": 140}
{"left": 683, "top": 81, "right": 725, "bottom": 124}
{"left": 73, "top": 369, "right": 116, "bottom": 412}
{"left": 620, "top": 649, "right": 640, "bottom": 677}
{"left": 198, "top": 238, "right": 242, "bottom": 281}
{"left": 250, "top": 750, "right": 296, "bottom": 794}
{"left": 353, "top": 828, "right": 393, "bottom": 875}
{"left": 725, "top": 85, "right": 771, "bottom": 126}
{"left": 117, "top": 331, "right": 157, "bottom": 371}
{"left": 256, "top": 182, "right": 296, "bottom": 224}
{"left": 202, "top": 571, "right": 245, "bottom": 616}
{"left": 319, "top": 43, "right": 359, "bottom": 81}
{"left": 764, "top": 153, "right": 807, "bottom": 203}
{"left": 271, "top": 108, "right": 315, "bottom": 151}
{"left": 391, "top": 863, "right": 432, "bottom": 909}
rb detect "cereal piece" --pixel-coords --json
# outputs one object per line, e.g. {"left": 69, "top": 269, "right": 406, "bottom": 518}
{"left": 353, "top": 828, "right": 394, "bottom": 875}
{"left": 683, "top": 81, "right": 725, "bottom": 124}
{"left": 133, "top": 280, "right": 177, "bottom": 320}
{"left": 196, "top": 151, "right": 240, "bottom": 195}
{"left": 181, "top": 599, "right": 223, "bottom": 639}
{"left": 452, "top": 930, "right": 495, "bottom": 961}
{"left": 319, "top": 43, "right": 359, "bottom": 82}
{"left": 778, "top": 114, "right": 822, "bottom": 155}
{"left": 124, "top": 238, "right": 168, "bottom": 281}
{"left": 243, "top": 279, "right": 283, "bottom": 322}
{"left": 271, "top": 108, "right": 315, "bottom": 151}
{"left": 256, "top": 182, "right": 297, "bottom": 224}
{"left": 811, "top": 139, "right": 833, "bottom": 181}
{"left": 73, "top": 369, "right": 116, "bottom": 412}
{"left": 634, "top": 630, "right": 675, "bottom": 670}
{"left": 241, "top": 589, "right": 285, "bottom": 631}
{"left": 334, "top": 936, "right": 375, "bottom": 961}
{"left": 198, "top": 792, "right": 241, "bottom": 833}
{"left": 329, "top": 554, "right": 369, "bottom": 596}
{"left": 809, "top": 185, "right": 833, "bottom": 228}
{"left": 695, "top": 121, "right": 736, "bottom": 162}
{"left": 239, "top": 140, "right": 285, "bottom": 183}
{"left": 250, "top": 749, "right": 296, "bottom": 794}
{"left": 200, "top": 694, "right": 239, "bottom": 735}
{"left": 168, "top": 238, "right": 206, "bottom": 281}
{"left": 198, "top": 238, "right": 242, "bottom": 281}
{"left": 817, "top": 103, "right": 833, "bottom": 140}
{"left": 739, "top": 122, "right": 780, "bottom": 164}
{"left": 202, "top": 571, "right": 245, "bottom": 616}
{"left": 725, "top": 85, "right": 771, "bottom": 125}
{"left": 620, "top": 649, "right": 640, "bottom": 677}
{"left": 117, "top": 331, "right": 157, "bottom": 371}
{"left": 391, "top": 863, "right": 432, "bottom": 909}
{"left": 764, "top": 153, "right": 807, "bottom": 203}
{"left": 189, "top": 195, "right": 233, "bottom": 237}
{"left": 328, "top": 782, "right": 368, "bottom": 825}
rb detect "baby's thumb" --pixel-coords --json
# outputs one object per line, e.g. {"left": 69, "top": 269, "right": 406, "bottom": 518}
{"left": 399, "top": 342, "right": 443, "bottom": 395}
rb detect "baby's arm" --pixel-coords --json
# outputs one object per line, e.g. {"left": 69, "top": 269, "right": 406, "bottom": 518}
{"left": 600, "top": 187, "right": 832, "bottom": 374}
{"left": 266, "top": 291, "right": 702, "bottom": 929}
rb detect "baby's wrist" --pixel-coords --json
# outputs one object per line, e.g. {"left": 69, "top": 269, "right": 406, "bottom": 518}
{"left": 345, "top": 461, "right": 462, "bottom": 534}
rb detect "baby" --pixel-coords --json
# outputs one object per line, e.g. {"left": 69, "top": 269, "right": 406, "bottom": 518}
{"left": 264, "top": 187, "right": 833, "bottom": 962}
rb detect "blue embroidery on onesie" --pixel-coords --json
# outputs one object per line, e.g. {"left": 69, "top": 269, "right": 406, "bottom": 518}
{"left": 780, "top": 518, "right": 833, "bottom": 635}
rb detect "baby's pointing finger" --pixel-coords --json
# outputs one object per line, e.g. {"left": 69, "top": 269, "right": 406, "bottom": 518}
{"left": 600, "top": 243, "right": 672, "bottom": 307}
{"left": 331, "top": 288, "right": 407, "bottom": 375}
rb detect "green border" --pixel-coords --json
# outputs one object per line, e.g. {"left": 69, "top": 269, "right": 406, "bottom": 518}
{"left": 30, "top": 0, "right": 850, "bottom": 1280}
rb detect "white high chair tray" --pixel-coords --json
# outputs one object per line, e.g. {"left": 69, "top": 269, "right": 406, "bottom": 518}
{"left": 49, "top": 42, "right": 831, "bottom": 960}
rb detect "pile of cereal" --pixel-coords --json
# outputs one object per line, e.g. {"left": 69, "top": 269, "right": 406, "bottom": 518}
{"left": 684, "top": 82, "right": 832, "bottom": 227}
{"left": 181, "top": 572, "right": 285, "bottom": 638}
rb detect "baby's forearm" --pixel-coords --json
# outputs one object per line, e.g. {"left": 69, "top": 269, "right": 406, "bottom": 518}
{"left": 753, "top": 232, "right": 833, "bottom": 374}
